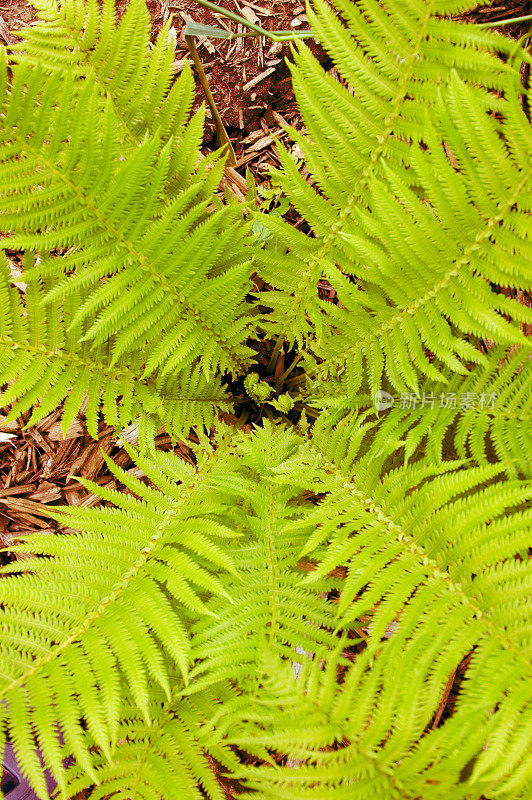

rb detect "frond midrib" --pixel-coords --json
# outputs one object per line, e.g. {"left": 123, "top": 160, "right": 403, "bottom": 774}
{"left": 0, "top": 444, "right": 230, "bottom": 701}
{"left": 314, "top": 448, "right": 531, "bottom": 673}
{"left": 266, "top": 482, "right": 279, "bottom": 645}
{"left": 0, "top": 330, "right": 229, "bottom": 403}
{"left": 283, "top": 0, "right": 437, "bottom": 333}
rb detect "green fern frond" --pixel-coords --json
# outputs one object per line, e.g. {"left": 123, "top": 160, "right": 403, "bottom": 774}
{"left": 229, "top": 646, "right": 493, "bottom": 800}
{"left": 190, "top": 422, "right": 340, "bottom": 690}
{"left": 256, "top": 0, "right": 531, "bottom": 353}
{"left": 62, "top": 682, "right": 240, "bottom": 800}
{"left": 0, "top": 58, "right": 255, "bottom": 384}
{"left": 1, "top": 423, "right": 529, "bottom": 798}
{"left": 229, "top": 428, "right": 532, "bottom": 799}
{"left": 11, "top": 0, "right": 223, "bottom": 207}
{"left": 0, "top": 439, "right": 241, "bottom": 797}
{"left": 11, "top": 0, "right": 193, "bottom": 157}
{"left": 305, "top": 73, "right": 531, "bottom": 394}
{"left": 0, "top": 255, "right": 234, "bottom": 438}
{"left": 308, "top": 344, "right": 532, "bottom": 478}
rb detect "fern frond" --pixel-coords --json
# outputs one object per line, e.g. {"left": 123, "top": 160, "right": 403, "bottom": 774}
{"left": 62, "top": 681, "right": 240, "bottom": 800}
{"left": 0, "top": 58, "right": 255, "bottom": 383}
{"left": 308, "top": 344, "right": 532, "bottom": 478}
{"left": 257, "top": 0, "right": 531, "bottom": 355}
{"left": 306, "top": 73, "right": 532, "bottom": 393}
{"left": 280, "top": 432, "right": 532, "bottom": 797}
{"left": 2, "top": 422, "right": 529, "bottom": 798}
{"left": 191, "top": 422, "right": 340, "bottom": 690}
{"left": 0, "top": 439, "right": 241, "bottom": 797}
{"left": 230, "top": 427, "right": 532, "bottom": 799}
{"left": 229, "top": 647, "right": 481, "bottom": 800}
{"left": 0, "top": 255, "right": 233, "bottom": 438}
{"left": 11, "top": 0, "right": 193, "bottom": 157}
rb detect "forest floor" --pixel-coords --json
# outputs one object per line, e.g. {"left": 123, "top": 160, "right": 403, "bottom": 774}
{"left": 0, "top": 4, "right": 530, "bottom": 795}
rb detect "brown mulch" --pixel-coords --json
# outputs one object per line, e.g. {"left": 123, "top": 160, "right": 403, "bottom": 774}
{"left": 0, "top": 406, "right": 189, "bottom": 558}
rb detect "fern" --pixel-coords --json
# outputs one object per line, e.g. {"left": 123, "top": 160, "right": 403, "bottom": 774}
{"left": 2, "top": 422, "right": 529, "bottom": 798}
{"left": 0, "top": 57, "right": 254, "bottom": 371}
{"left": 307, "top": 75, "right": 531, "bottom": 391}
{"left": 309, "top": 343, "right": 532, "bottom": 477}
{"left": 12, "top": 0, "right": 195, "bottom": 159}
{"left": 257, "top": 0, "right": 531, "bottom": 365}
{"left": 0, "top": 254, "right": 232, "bottom": 439}
{"left": 0, "top": 19, "right": 255, "bottom": 433}
{"left": 223, "top": 422, "right": 532, "bottom": 799}
{"left": 0, "top": 1, "right": 530, "bottom": 800}
{"left": 60, "top": 681, "right": 240, "bottom": 800}
{"left": 0, "top": 438, "right": 241, "bottom": 795}
{"left": 190, "top": 423, "right": 340, "bottom": 690}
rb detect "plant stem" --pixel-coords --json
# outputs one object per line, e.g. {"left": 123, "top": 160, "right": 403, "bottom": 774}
{"left": 185, "top": 34, "right": 236, "bottom": 165}
{"left": 190, "top": 0, "right": 313, "bottom": 41}
{"left": 275, "top": 354, "right": 302, "bottom": 387}
{"left": 266, "top": 335, "right": 285, "bottom": 373}
{"left": 478, "top": 14, "right": 532, "bottom": 27}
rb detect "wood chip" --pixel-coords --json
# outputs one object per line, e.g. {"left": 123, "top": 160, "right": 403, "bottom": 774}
{"left": 242, "top": 128, "right": 267, "bottom": 144}
{"left": 249, "top": 134, "right": 274, "bottom": 151}
{"left": 0, "top": 497, "right": 54, "bottom": 518}
{"left": 0, "top": 485, "right": 37, "bottom": 498}
{"left": 199, "top": 36, "right": 215, "bottom": 55}
{"left": 28, "top": 428, "right": 55, "bottom": 459}
{"left": 267, "top": 41, "right": 283, "bottom": 57}
{"left": 225, "top": 166, "right": 248, "bottom": 193}
{"left": 271, "top": 109, "right": 290, "bottom": 128}
{"left": 0, "top": 416, "right": 19, "bottom": 433}
{"left": 0, "top": 15, "right": 16, "bottom": 45}
{"left": 242, "top": 0, "right": 271, "bottom": 14}
{"left": 80, "top": 433, "right": 114, "bottom": 481}
{"left": 48, "top": 420, "right": 83, "bottom": 441}
{"left": 242, "top": 66, "right": 275, "bottom": 92}
{"left": 28, "top": 482, "right": 62, "bottom": 503}
{"left": 241, "top": 6, "right": 259, "bottom": 24}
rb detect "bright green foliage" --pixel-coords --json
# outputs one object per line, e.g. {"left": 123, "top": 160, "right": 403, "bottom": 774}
{"left": 0, "top": 3, "right": 255, "bottom": 436}
{"left": 0, "top": 1, "right": 531, "bottom": 800}
{"left": 12, "top": 0, "right": 194, "bottom": 155}
{"left": 258, "top": 0, "right": 532, "bottom": 377}
{"left": 54, "top": 682, "right": 241, "bottom": 800}
{"left": 0, "top": 423, "right": 530, "bottom": 799}
{"left": 0, "top": 436, "right": 242, "bottom": 796}
{"left": 190, "top": 424, "right": 340, "bottom": 690}
{"left": 0, "top": 255, "right": 232, "bottom": 439}
{"left": 279, "top": 420, "right": 532, "bottom": 798}
{"left": 310, "top": 343, "right": 532, "bottom": 478}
